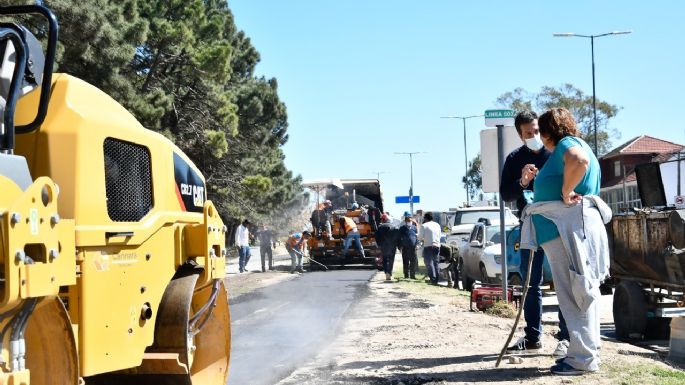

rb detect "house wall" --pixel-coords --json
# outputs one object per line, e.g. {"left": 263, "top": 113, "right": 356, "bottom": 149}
{"left": 599, "top": 153, "right": 655, "bottom": 187}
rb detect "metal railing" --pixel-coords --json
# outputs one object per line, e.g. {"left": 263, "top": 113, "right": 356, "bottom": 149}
{"left": 608, "top": 198, "right": 642, "bottom": 213}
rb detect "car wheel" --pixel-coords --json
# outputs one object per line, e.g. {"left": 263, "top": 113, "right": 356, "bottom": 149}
{"left": 460, "top": 259, "right": 474, "bottom": 291}
{"left": 479, "top": 263, "right": 490, "bottom": 284}
{"left": 454, "top": 257, "right": 463, "bottom": 285}
{"left": 613, "top": 281, "right": 648, "bottom": 341}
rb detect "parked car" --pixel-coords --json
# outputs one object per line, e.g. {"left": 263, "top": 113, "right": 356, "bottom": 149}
{"left": 456, "top": 221, "right": 554, "bottom": 291}
{"left": 444, "top": 206, "right": 517, "bottom": 248}
{"left": 459, "top": 221, "right": 514, "bottom": 290}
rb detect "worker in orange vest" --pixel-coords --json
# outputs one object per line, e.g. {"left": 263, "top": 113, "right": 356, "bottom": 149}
{"left": 285, "top": 231, "right": 312, "bottom": 273}
{"left": 340, "top": 216, "right": 365, "bottom": 260}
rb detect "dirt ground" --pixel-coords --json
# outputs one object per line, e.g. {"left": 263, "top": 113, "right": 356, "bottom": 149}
{"left": 272, "top": 272, "right": 685, "bottom": 385}
{"left": 223, "top": 250, "right": 685, "bottom": 385}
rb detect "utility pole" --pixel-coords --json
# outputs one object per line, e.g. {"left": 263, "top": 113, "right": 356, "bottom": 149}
{"left": 371, "top": 171, "right": 388, "bottom": 181}
{"left": 553, "top": 31, "right": 631, "bottom": 155}
{"left": 440, "top": 115, "right": 483, "bottom": 206}
{"left": 394, "top": 152, "right": 423, "bottom": 214}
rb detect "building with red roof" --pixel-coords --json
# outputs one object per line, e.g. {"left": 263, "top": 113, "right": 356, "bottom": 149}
{"left": 599, "top": 135, "right": 684, "bottom": 212}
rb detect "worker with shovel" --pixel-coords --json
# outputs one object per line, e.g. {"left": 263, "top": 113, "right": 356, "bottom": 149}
{"left": 286, "top": 231, "right": 312, "bottom": 274}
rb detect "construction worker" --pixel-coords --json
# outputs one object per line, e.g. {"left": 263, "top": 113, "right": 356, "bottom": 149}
{"left": 285, "top": 231, "right": 312, "bottom": 273}
{"left": 340, "top": 216, "right": 365, "bottom": 260}
{"left": 310, "top": 200, "right": 333, "bottom": 239}
{"left": 257, "top": 224, "right": 274, "bottom": 272}
{"left": 398, "top": 211, "right": 419, "bottom": 279}
{"left": 375, "top": 213, "right": 400, "bottom": 281}
{"left": 235, "top": 219, "right": 251, "bottom": 273}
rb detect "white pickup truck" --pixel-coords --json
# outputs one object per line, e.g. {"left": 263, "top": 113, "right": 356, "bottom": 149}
{"left": 441, "top": 206, "right": 518, "bottom": 289}
{"left": 444, "top": 206, "right": 517, "bottom": 247}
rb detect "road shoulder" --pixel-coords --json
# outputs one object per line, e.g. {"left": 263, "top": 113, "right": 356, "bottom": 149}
{"left": 278, "top": 273, "right": 684, "bottom": 385}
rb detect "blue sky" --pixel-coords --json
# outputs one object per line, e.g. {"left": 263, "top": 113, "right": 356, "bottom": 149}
{"left": 229, "top": 1, "right": 685, "bottom": 217}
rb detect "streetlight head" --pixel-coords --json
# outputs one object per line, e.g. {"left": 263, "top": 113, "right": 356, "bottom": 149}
{"left": 610, "top": 30, "right": 632, "bottom": 35}
{"left": 553, "top": 32, "right": 576, "bottom": 37}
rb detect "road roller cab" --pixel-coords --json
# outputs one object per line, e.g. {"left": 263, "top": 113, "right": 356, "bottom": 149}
{"left": 0, "top": 5, "right": 230, "bottom": 384}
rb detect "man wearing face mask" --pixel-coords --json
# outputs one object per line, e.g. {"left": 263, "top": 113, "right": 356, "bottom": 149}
{"left": 500, "top": 111, "right": 570, "bottom": 356}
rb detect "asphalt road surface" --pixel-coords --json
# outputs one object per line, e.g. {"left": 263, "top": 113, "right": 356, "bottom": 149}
{"left": 227, "top": 269, "right": 376, "bottom": 385}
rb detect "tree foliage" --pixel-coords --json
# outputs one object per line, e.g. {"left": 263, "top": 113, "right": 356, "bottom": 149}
{"left": 496, "top": 84, "right": 621, "bottom": 155}
{"left": 12, "top": 0, "right": 305, "bottom": 231}
{"left": 462, "top": 154, "right": 482, "bottom": 200}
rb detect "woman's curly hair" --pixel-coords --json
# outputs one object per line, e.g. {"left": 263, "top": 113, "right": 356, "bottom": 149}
{"left": 538, "top": 107, "right": 579, "bottom": 145}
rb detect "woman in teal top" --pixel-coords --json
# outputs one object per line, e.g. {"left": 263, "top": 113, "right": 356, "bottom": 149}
{"left": 532, "top": 108, "right": 603, "bottom": 376}
{"left": 532, "top": 130, "right": 601, "bottom": 245}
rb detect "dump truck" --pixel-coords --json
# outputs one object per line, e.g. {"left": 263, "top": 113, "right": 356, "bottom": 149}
{"left": 0, "top": 5, "right": 229, "bottom": 384}
{"left": 304, "top": 179, "right": 384, "bottom": 269}
{"left": 608, "top": 161, "right": 685, "bottom": 344}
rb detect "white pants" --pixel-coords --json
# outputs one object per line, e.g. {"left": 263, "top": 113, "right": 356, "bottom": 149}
{"left": 542, "top": 237, "right": 601, "bottom": 371}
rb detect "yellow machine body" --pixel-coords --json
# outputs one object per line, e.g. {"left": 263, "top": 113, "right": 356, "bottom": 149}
{"left": 0, "top": 74, "right": 230, "bottom": 384}
{"left": 307, "top": 208, "right": 381, "bottom": 267}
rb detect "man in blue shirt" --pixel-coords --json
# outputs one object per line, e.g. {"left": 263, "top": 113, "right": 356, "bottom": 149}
{"left": 398, "top": 211, "right": 418, "bottom": 279}
{"left": 500, "top": 111, "right": 569, "bottom": 355}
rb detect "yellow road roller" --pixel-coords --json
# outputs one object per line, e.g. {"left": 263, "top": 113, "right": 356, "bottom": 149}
{"left": 0, "top": 5, "right": 230, "bottom": 384}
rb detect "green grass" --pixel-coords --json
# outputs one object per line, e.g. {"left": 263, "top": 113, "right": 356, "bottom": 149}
{"left": 389, "top": 252, "right": 469, "bottom": 299}
{"left": 601, "top": 363, "right": 685, "bottom": 385}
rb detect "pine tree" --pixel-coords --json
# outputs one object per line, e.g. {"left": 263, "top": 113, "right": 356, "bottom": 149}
{"left": 12, "top": 0, "right": 305, "bottom": 227}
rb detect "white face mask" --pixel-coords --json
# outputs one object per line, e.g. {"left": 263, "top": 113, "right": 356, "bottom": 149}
{"left": 525, "top": 134, "right": 544, "bottom": 151}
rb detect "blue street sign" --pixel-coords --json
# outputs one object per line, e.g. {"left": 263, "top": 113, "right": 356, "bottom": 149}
{"left": 395, "top": 196, "right": 420, "bottom": 204}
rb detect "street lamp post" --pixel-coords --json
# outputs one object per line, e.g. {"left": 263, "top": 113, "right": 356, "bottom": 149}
{"left": 553, "top": 31, "right": 631, "bottom": 155}
{"left": 394, "top": 152, "right": 422, "bottom": 214}
{"left": 440, "top": 115, "right": 483, "bottom": 206}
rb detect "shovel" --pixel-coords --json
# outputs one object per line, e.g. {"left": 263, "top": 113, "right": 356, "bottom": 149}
{"left": 292, "top": 248, "right": 328, "bottom": 271}
{"left": 495, "top": 251, "right": 534, "bottom": 367}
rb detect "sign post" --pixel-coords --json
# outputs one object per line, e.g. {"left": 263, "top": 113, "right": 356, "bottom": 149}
{"left": 395, "top": 196, "right": 420, "bottom": 204}
{"left": 675, "top": 195, "right": 685, "bottom": 209}
{"left": 485, "top": 109, "right": 515, "bottom": 303}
